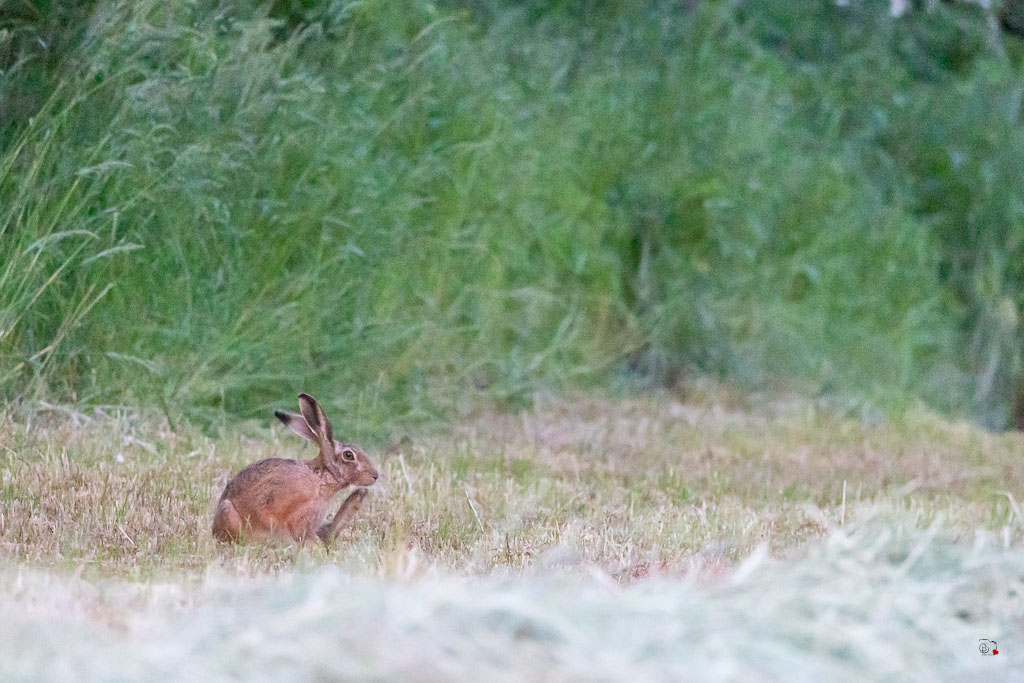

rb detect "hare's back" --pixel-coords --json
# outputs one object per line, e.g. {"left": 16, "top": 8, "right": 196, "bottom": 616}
{"left": 221, "top": 457, "right": 319, "bottom": 504}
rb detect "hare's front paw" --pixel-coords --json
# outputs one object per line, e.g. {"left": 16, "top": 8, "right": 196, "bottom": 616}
{"left": 318, "top": 487, "right": 370, "bottom": 546}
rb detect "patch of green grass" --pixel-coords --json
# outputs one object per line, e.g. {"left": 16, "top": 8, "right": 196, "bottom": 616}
{"left": 3, "top": 1, "right": 1023, "bottom": 427}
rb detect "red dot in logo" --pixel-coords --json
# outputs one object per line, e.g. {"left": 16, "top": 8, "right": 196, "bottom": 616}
{"left": 993, "top": 650, "right": 998, "bottom": 655}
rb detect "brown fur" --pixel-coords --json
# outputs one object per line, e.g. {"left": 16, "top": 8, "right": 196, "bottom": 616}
{"left": 212, "top": 395, "right": 378, "bottom": 546}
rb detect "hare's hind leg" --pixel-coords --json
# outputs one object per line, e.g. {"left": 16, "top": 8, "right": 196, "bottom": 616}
{"left": 212, "top": 499, "right": 242, "bottom": 542}
{"left": 317, "top": 489, "right": 368, "bottom": 547}
{"left": 284, "top": 503, "right": 328, "bottom": 544}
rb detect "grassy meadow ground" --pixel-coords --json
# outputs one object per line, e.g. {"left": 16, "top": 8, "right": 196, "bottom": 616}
{"left": 1, "top": 382, "right": 1023, "bottom": 679}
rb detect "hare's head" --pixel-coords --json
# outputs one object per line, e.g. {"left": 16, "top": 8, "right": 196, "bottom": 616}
{"left": 275, "top": 393, "right": 378, "bottom": 487}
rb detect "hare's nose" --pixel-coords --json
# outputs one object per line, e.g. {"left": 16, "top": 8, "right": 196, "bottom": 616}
{"left": 372, "top": 472, "right": 379, "bottom": 481}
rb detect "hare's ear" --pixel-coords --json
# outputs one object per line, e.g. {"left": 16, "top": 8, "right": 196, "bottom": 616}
{"left": 274, "top": 410, "right": 317, "bottom": 442}
{"left": 297, "top": 393, "right": 334, "bottom": 453}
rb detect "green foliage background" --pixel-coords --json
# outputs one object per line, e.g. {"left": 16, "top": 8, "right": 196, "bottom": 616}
{"left": 2, "top": 0, "right": 1023, "bottom": 430}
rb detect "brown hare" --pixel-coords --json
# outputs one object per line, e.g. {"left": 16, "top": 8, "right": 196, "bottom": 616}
{"left": 212, "top": 393, "right": 378, "bottom": 546}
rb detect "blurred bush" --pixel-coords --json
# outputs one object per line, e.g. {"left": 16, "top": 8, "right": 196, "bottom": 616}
{"left": 1, "top": 0, "right": 1023, "bottom": 430}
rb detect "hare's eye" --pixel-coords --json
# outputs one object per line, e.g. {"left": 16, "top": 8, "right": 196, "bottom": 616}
{"left": 342, "top": 449, "right": 355, "bottom": 461}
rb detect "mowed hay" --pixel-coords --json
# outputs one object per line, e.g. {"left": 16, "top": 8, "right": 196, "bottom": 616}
{"left": 0, "top": 515, "right": 1020, "bottom": 681}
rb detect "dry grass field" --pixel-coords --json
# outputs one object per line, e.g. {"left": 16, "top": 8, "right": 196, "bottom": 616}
{"left": 2, "top": 383, "right": 1023, "bottom": 578}
{"left": 1, "top": 383, "right": 1023, "bottom": 679}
